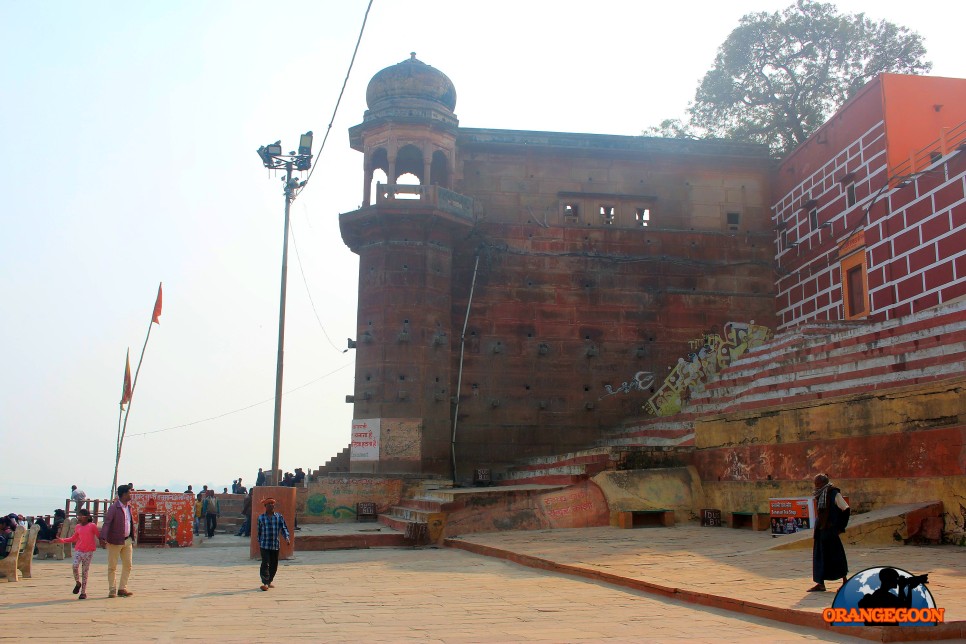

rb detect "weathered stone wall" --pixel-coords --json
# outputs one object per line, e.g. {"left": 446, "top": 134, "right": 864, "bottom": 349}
{"left": 692, "top": 378, "right": 966, "bottom": 543}
{"left": 593, "top": 466, "right": 703, "bottom": 524}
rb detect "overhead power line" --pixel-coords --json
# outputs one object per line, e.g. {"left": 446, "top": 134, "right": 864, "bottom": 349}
{"left": 295, "top": 0, "right": 374, "bottom": 200}
{"left": 289, "top": 215, "right": 345, "bottom": 353}
{"left": 128, "top": 362, "right": 353, "bottom": 438}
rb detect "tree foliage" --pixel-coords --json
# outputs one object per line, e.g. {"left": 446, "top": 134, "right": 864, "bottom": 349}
{"left": 651, "top": 1, "right": 931, "bottom": 156}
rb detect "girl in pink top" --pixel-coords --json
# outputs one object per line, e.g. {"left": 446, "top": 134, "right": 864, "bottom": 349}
{"left": 57, "top": 509, "right": 98, "bottom": 599}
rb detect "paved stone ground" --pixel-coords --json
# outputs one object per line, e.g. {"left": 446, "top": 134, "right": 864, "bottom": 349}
{"left": 1, "top": 535, "right": 867, "bottom": 643}
{"left": 450, "top": 525, "right": 965, "bottom": 621}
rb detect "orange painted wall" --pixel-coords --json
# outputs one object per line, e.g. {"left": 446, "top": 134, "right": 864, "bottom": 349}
{"left": 250, "top": 486, "right": 297, "bottom": 560}
{"left": 882, "top": 74, "right": 966, "bottom": 174}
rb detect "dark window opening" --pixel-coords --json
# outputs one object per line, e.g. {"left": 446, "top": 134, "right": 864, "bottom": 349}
{"left": 599, "top": 205, "right": 616, "bottom": 225}
{"left": 635, "top": 208, "right": 650, "bottom": 227}
{"left": 809, "top": 208, "right": 818, "bottom": 231}
{"left": 563, "top": 203, "right": 579, "bottom": 221}
{"left": 780, "top": 229, "right": 788, "bottom": 251}
{"left": 846, "top": 183, "right": 856, "bottom": 208}
{"left": 726, "top": 212, "right": 740, "bottom": 231}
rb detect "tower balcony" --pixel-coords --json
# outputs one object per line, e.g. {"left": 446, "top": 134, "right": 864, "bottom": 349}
{"left": 372, "top": 183, "right": 474, "bottom": 221}
{"left": 340, "top": 183, "right": 475, "bottom": 252}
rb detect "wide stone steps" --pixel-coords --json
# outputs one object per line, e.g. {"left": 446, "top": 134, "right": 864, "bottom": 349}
{"left": 689, "top": 300, "right": 966, "bottom": 415}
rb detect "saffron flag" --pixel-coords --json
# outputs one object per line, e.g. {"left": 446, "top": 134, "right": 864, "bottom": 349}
{"left": 121, "top": 349, "right": 132, "bottom": 408}
{"left": 152, "top": 282, "right": 163, "bottom": 324}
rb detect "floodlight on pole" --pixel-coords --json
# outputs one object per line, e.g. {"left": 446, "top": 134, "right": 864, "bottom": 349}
{"left": 256, "top": 133, "right": 314, "bottom": 485}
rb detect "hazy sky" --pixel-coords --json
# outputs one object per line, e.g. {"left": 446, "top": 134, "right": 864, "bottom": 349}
{"left": 2, "top": 1, "right": 963, "bottom": 501}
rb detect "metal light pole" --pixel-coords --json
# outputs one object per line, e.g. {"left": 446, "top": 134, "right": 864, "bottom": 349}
{"left": 258, "top": 132, "right": 313, "bottom": 485}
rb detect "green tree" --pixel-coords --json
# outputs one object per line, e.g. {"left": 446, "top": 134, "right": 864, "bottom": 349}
{"left": 650, "top": 1, "right": 931, "bottom": 156}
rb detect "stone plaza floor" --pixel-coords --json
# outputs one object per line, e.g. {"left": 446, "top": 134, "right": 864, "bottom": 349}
{"left": 0, "top": 524, "right": 962, "bottom": 642}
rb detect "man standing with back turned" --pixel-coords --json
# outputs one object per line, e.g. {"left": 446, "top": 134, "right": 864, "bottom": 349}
{"left": 99, "top": 484, "right": 135, "bottom": 598}
{"left": 256, "top": 497, "right": 290, "bottom": 591}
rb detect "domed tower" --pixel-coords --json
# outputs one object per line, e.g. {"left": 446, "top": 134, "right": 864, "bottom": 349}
{"left": 340, "top": 55, "right": 472, "bottom": 476}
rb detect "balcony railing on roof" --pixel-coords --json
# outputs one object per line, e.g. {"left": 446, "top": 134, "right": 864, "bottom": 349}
{"left": 891, "top": 119, "right": 966, "bottom": 180}
{"left": 374, "top": 183, "right": 474, "bottom": 220}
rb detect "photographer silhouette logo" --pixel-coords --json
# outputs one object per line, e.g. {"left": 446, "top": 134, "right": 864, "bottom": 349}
{"left": 825, "top": 566, "right": 944, "bottom": 626}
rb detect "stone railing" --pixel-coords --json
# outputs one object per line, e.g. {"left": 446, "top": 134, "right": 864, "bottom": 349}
{"left": 374, "top": 183, "right": 474, "bottom": 221}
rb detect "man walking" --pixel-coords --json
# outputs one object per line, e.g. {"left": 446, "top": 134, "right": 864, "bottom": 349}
{"left": 203, "top": 491, "right": 219, "bottom": 538}
{"left": 99, "top": 484, "right": 135, "bottom": 598}
{"left": 256, "top": 498, "right": 290, "bottom": 591}
{"left": 808, "top": 473, "right": 851, "bottom": 592}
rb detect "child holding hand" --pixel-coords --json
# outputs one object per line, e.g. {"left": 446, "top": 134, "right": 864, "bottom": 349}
{"left": 56, "top": 509, "right": 98, "bottom": 599}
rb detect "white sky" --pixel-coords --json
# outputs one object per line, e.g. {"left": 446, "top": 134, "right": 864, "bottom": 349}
{"left": 2, "top": 1, "right": 963, "bottom": 501}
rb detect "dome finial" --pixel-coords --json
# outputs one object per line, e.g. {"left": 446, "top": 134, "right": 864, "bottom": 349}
{"left": 410, "top": 51, "right": 416, "bottom": 60}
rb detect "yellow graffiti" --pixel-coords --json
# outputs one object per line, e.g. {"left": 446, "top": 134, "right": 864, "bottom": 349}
{"left": 644, "top": 322, "right": 771, "bottom": 417}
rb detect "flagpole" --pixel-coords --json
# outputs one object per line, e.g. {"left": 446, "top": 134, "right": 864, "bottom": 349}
{"left": 111, "top": 348, "right": 128, "bottom": 500}
{"left": 113, "top": 283, "right": 161, "bottom": 496}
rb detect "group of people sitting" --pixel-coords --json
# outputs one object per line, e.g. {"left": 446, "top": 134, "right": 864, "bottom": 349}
{"left": 1, "top": 509, "right": 69, "bottom": 556}
{"left": 254, "top": 467, "right": 306, "bottom": 487}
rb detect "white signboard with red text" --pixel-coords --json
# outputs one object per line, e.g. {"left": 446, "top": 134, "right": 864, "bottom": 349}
{"left": 350, "top": 418, "right": 380, "bottom": 461}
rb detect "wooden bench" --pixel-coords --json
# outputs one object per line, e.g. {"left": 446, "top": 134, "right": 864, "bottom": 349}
{"left": 727, "top": 511, "right": 771, "bottom": 531}
{"left": 17, "top": 525, "right": 40, "bottom": 579}
{"left": 0, "top": 525, "right": 26, "bottom": 582}
{"left": 36, "top": 518, "right": 74, "bottom": 560}
{"left": 616, "top": 509, "right": 675, "bottom": 528}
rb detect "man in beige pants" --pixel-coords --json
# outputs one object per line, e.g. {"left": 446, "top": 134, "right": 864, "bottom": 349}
{"left": 99, "top": 484, "right": 135, "bottom": 598}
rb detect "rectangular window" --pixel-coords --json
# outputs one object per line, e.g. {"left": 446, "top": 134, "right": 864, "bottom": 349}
{"left": 809, "top": 208, "right": 818, "bottom": 231}
{"left": 846, "top": 183, "right": 856, "bottom": 208}
{"left": 600, "top": 205, "right": 616, "bottom": 225}
{"left": 726, "top": 212, "right": 740, "bottom": 232}
{"left": 563, "top": 203, "right": 579, "bottom": 222}
{"left": 780, "top": 228, "right": 788, "bottom": 251}
{"left": 635, "top": 208, "right": 650, "bottom": 227}
{"left": 840, "top": 249, "right": 868, "bottom": 320}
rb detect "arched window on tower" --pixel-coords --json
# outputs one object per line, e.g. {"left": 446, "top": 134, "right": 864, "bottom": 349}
{"left": 430, "top": 150, "right": 450, "bottom": 189}
{"left": 370, "top": 168, "right": 388, "bottom": 205}
{"left": 368, "top": 147, "right": 389, "bottom": 205}
{"left": 394, "top": 144, "right": 424, "bottom": 200}
{"left": 395, "top": 173, "right": 421, "bottom": 199}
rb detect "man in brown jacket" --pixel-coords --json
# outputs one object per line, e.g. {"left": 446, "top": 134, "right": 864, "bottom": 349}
{"left": 99, "top": 485, "right": 135, "bottom": 598}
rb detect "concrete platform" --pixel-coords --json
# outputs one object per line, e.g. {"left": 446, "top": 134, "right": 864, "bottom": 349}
{"left": 2, "top": 536, "right": 869, "bottom": 643}
{"left": 447, "top": 525, "right": 966, "bottom": 642}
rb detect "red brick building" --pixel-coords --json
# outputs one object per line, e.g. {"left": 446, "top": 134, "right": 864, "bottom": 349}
{"left": 773, "top": 74, "right": 966, "bottom": 329}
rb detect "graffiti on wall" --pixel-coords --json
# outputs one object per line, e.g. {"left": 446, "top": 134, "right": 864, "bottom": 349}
{"left": 381, "top": 418, "right": 422, "bottom": 461}
{"left": 304, "top": 477, "right": 405, "bottom": 523}
{"left": 600, "top": 371, "right": 655, "bottom": 400}
{"left": 643, "top": 321, "right": 772, "bottom": 416}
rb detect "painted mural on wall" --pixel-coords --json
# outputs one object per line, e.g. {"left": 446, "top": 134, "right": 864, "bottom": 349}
{"left": 643, "top": 321, "right": 772, "bottom": 416}
{"left": 129, "top": 492, "right": 194, "bottom": 547}
{"left": 303, "top": 477, "right": 405, "bottom": 523}
{"left": 381, "top": 418, "right": 422, "bottom": 461}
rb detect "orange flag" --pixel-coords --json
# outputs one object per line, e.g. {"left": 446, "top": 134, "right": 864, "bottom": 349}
{"left": 121, "top": 349, "right": 133, "bottom": 408}
{"left": 152, "top": 282, "right": 163, "bottom": 324}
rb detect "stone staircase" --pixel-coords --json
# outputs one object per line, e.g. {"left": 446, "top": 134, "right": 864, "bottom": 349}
{"left": 496, "top": 300, "right": 966, "bottom": 485}
{"left": 309, "top": 444, "right": 351, "bottom": 479}
{"left": 689, "top": 299, "right": 966, "bottom": 416}
{"left": 213, "top": 494, "right": 247, "bottom": 534}
{"left": 378, "top": 480, "right": 454, "bottom": 537}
